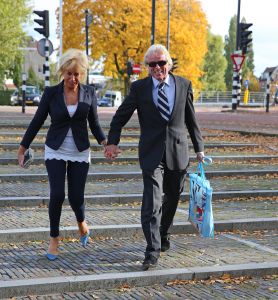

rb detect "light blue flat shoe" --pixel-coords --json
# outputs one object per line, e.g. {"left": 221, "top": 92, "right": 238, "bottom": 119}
{"left": 80, "top": 230, "right": 90, "bottom": 247}
{"left": 46, "top": 252, "right": 58, "bottom": 261}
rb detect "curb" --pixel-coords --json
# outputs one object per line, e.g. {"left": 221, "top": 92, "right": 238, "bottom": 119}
{"left": 0, "top": 190, "right": 277, "bottom": 206}
{"left": 0, "top": 169, "right": 277, "bottom": 182}
{"left": 0, "top": 142, "right": 259, "bottom": 151}
{"left": 1, "top": 154, "right": 278, "bottom": 165}
{"left": 0, "top": 218, "right": 277, "bottom": 243}
{"left": 1, "top": 262, "right": 277, "bottom": 298}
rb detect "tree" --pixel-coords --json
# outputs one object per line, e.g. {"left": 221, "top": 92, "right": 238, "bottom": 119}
{"left": 62, "top": 0, "right": 208, "bottom": 91}
{"left": 224, "top": 15, "right": 237, "bottom": 90}
{"left": 0, "top": 0, "right": 30, "bottom": 87}
{"left": 201, "top": 31, "right": 227, "bottom": 91}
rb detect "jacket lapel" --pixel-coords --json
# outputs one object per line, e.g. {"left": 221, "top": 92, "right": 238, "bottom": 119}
{"left": 169, "top": 73, "right": 179, "bottom": 122}
{"left": 56, "top": 81, "right": 69, "bottom": 115}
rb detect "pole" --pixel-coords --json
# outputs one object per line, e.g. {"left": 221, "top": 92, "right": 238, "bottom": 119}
{"left": 85, "top": 9, "right": 89, "bottom": 85}
{"left": 166, "top": 0, "right": 170, "bottom": 50}
{"left": 266, "top": 77, "right": 270, "bottom": 112}
{"left": 44, "top": 39, "right": 50, "bottom": 87}
{"left": 59, "top": 0, "right": 63, "bottom": 58}
{"left": 151, "top": 0, "right": 155, "bottom": 45}
{"left": 232, "top": 67, "right": 238, "bottom": 111}
{"left": 236, "top": 0, "right": 241, "bottom": 50}
{"left": 237, "top": 69, "right": 242, "bottom": 106}
{"left": 22, "top": 73, "right": 26, "bottom": 114}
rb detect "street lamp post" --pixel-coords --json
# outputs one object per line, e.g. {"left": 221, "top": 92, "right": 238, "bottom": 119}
{"left": 236, "top": 0, "right": 241, "bottom": 50}
{"left": 85, "top": 9, "right": 93, "bottom": 85}
{"left": 151, "top": 0, "right": 155, "bottom": 45}
{"left": 166, "top": 0, "right": 170, "bottom": 50}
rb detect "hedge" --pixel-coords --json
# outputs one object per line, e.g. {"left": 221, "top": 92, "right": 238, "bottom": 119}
{"left": 0, "top": 90, "right": 14, "bottom": 105}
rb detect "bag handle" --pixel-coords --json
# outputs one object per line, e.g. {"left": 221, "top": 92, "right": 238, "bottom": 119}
{"left": 203, "top": 156, "right": 213, "bottom": 165}
{"left": 197, "top": 156, "right": 213, "bottom": 180}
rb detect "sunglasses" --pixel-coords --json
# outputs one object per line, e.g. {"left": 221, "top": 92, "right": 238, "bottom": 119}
{"left": 148, "top": 60, "right": 167, "bottom": 68}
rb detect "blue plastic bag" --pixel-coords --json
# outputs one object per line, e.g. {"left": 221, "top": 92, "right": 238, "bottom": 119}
{"left": 188, "top": 160, "right": 214, "bottom": 238}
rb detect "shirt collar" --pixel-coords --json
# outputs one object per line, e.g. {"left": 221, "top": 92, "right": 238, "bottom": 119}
{"left": 152, "top": 75, "right": 170, "bottom": 88}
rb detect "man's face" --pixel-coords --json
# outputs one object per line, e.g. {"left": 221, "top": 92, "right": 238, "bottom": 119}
{"left": 147, "top": 52, "right": 170, "bottom": 81}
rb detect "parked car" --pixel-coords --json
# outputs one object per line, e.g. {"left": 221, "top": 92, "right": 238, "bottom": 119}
{"left": 10, "top": 86, "right": 41, "bottom": 106}
{"left": 97, "top": 97, "right": 113, "bottom": 107}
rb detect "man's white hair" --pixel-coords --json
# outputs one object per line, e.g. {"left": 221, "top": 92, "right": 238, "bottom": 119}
{"left": 144, "top": 44, "right": 173, "bottom": 68}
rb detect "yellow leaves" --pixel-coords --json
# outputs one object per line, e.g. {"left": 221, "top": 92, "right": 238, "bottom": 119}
{"left": 62, "top": 0, "right": 208, "bottom": 89}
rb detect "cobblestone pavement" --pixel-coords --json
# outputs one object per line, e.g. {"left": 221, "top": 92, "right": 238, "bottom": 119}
{"left": 1, "top": 176, "right": 278, "bottom": 197}
{"left": 0, "top": 230, "right": 277, "bottom": 281}
{"left": 0, "top": 200, "right": 277, "bottom": 230}
{"left": 1, "top": 159, "right": 278, "bottom": 174}
{"left": 8, "top": 275, "right": 278, "bottom": 300}
{"left": 0, "top": 106, "right": 277, "bottom": 298}
{"left": 1, "top": 146, "right": 276, "bottom": 159}
{"left": 0, "top": 105, "right": 277, "bottom": 134}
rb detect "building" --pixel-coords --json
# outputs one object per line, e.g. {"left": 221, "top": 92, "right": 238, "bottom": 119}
{"left": 22, "top": 37, "right": 45, "bottom": 81}
{"left": 259, "top": 66, "right": 278, "bottom": 90}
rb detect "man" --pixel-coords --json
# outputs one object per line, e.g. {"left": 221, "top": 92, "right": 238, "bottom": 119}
{"left": 105, "top": 44, "right": 204, "bottom": 270}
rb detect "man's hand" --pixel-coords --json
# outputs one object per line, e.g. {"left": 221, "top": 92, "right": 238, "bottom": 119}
{"left": 104, "top": 144, "right": 121, "bottom": 160}
{"left": 196, "top": 151, "right": 204, "bottom": 162}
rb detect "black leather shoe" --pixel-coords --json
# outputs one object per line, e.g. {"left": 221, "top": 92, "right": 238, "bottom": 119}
{"left": 161, "top": 238, "right": 170, "bottom": 252}
{"left": 141, "top": 255, "right": 158, "bottom": 271}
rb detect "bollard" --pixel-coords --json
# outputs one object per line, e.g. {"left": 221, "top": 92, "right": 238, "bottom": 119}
{"left": 21, "top": 73, "right": 26, "bottom": 114}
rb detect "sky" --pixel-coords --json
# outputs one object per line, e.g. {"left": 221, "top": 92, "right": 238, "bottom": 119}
{"left": 27, "top": 0, "right": 278, "bottom": 77}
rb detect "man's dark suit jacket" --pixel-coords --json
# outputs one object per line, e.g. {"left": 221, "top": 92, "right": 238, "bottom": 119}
{"left": 108, "top": 74, "right": 204, "bottom": 171}
{"left": 20, "top": 81, "right": 106, "bottom": 151}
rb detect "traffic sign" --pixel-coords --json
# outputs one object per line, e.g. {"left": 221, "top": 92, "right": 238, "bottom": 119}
{"left": 132, "top": 64, "right": 141, "bottom": 74}
{"left": 230, "top": 53, "right": 245, "bottom": 72}
{"left": 36, "top": 38, "right": 54, "bottom": 57}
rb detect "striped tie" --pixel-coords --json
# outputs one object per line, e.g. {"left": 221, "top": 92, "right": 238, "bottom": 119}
{"left": 157, "top": 82, "right": 170, "bottom": 122}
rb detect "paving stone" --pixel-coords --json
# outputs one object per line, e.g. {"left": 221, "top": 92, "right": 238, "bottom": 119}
{"left": 0, "top": 201, "right": 277, "bottom": 231}
{"left": 0, "top": 231, "right": 277, "bottom": 282}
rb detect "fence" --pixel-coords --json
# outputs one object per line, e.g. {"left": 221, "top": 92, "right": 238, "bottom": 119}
{"left": 195, "top": 91, "right": 269, "bottom": 106}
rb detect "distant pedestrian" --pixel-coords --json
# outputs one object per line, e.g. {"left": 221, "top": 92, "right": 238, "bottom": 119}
{"left": 18, "top": 49, "right": 107, "bottom": 260}
{"left": 105, "top": 44, "right": 204, "bottom": 270}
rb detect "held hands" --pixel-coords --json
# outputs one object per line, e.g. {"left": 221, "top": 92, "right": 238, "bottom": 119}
{"left": 17, "top": 145, "right": 26, "bottom": 168}
{"left": 104, "top": 144, "right": 121, "bottom": 160}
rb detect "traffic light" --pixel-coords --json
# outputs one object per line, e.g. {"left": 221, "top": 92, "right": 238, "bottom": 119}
{"left": 238, "top": 22, "right": 253, "bottom": 55}
{"left": 33, "top": 10, "right": 49, "bottom": 38}
{"left": 171, "top": 57, "right": 178, "bottom": 72}
{"left": 127, "top": 61, "right": 133, "bottom": 76}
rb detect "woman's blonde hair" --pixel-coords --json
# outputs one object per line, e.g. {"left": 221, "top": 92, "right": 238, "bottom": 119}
{"left": 57, "top": 49, "right": 89, "bottom": 83}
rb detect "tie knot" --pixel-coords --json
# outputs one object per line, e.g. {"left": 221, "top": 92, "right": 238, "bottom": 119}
{"left": 158, "top": 82, "right": 165, "bottom": 90}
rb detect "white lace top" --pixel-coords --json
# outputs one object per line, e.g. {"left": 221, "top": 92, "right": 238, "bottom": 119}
{"left": 44, "top": 104, "right": 91, "bottom": 163}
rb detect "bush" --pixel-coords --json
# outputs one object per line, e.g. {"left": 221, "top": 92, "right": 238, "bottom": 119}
{"left": 0, "top": 90, "right": 14, "bottom": 105}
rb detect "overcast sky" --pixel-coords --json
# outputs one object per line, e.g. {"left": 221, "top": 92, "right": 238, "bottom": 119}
{"left": 27, "top": 0, "right": 278, "bottom": 77}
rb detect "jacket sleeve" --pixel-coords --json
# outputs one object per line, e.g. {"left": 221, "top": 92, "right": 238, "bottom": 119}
{"left": 184, "top": 82, "right": 204, "bottom": 153}
{"left": 87, "top": 87, "right": 106, "bottom": 144}
{"left": 107, "top": 82, "right": 137, "bottom": 145}
{"left": 20, "top": 87, "right": 50, "bottom": 149}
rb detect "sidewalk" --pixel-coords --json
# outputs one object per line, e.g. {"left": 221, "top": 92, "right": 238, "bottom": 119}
{"left": 0, "top": 105, "right": 278, "bottom": 135}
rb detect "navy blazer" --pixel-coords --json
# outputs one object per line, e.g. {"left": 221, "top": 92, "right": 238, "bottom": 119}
{"left": 20, "top": 81, "right": 106, "bottom": 151}
{"left": 108, "top": 74, "right": 204, "bottom": 171}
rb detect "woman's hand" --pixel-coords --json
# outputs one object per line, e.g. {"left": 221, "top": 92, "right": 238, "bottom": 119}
{"left": 100, "top": 139, "right": 107, "bottom": 146}
{"left": 17, "top": 145, "right": 26, "bottom": 168}
{"left": 104, "top": 144, "right": 121, "bottom": 160}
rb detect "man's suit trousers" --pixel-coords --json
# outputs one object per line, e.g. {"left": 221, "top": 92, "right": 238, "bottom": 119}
{"left": 141, "top": 161, "right": 187, "bottom": 258}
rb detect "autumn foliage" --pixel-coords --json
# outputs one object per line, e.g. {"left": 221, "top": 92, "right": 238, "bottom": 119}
{"left": 62, "top": 0, "right": 208, "bottom": 90}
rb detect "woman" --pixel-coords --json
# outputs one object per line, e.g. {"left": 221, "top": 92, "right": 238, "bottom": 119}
{"left": 18, "top": 49, "right": 107, "bottom": 260}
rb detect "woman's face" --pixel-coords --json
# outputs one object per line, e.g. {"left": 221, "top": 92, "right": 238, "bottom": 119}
{"left": 63, "top": 67, "right": 83, "bottom": 90}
